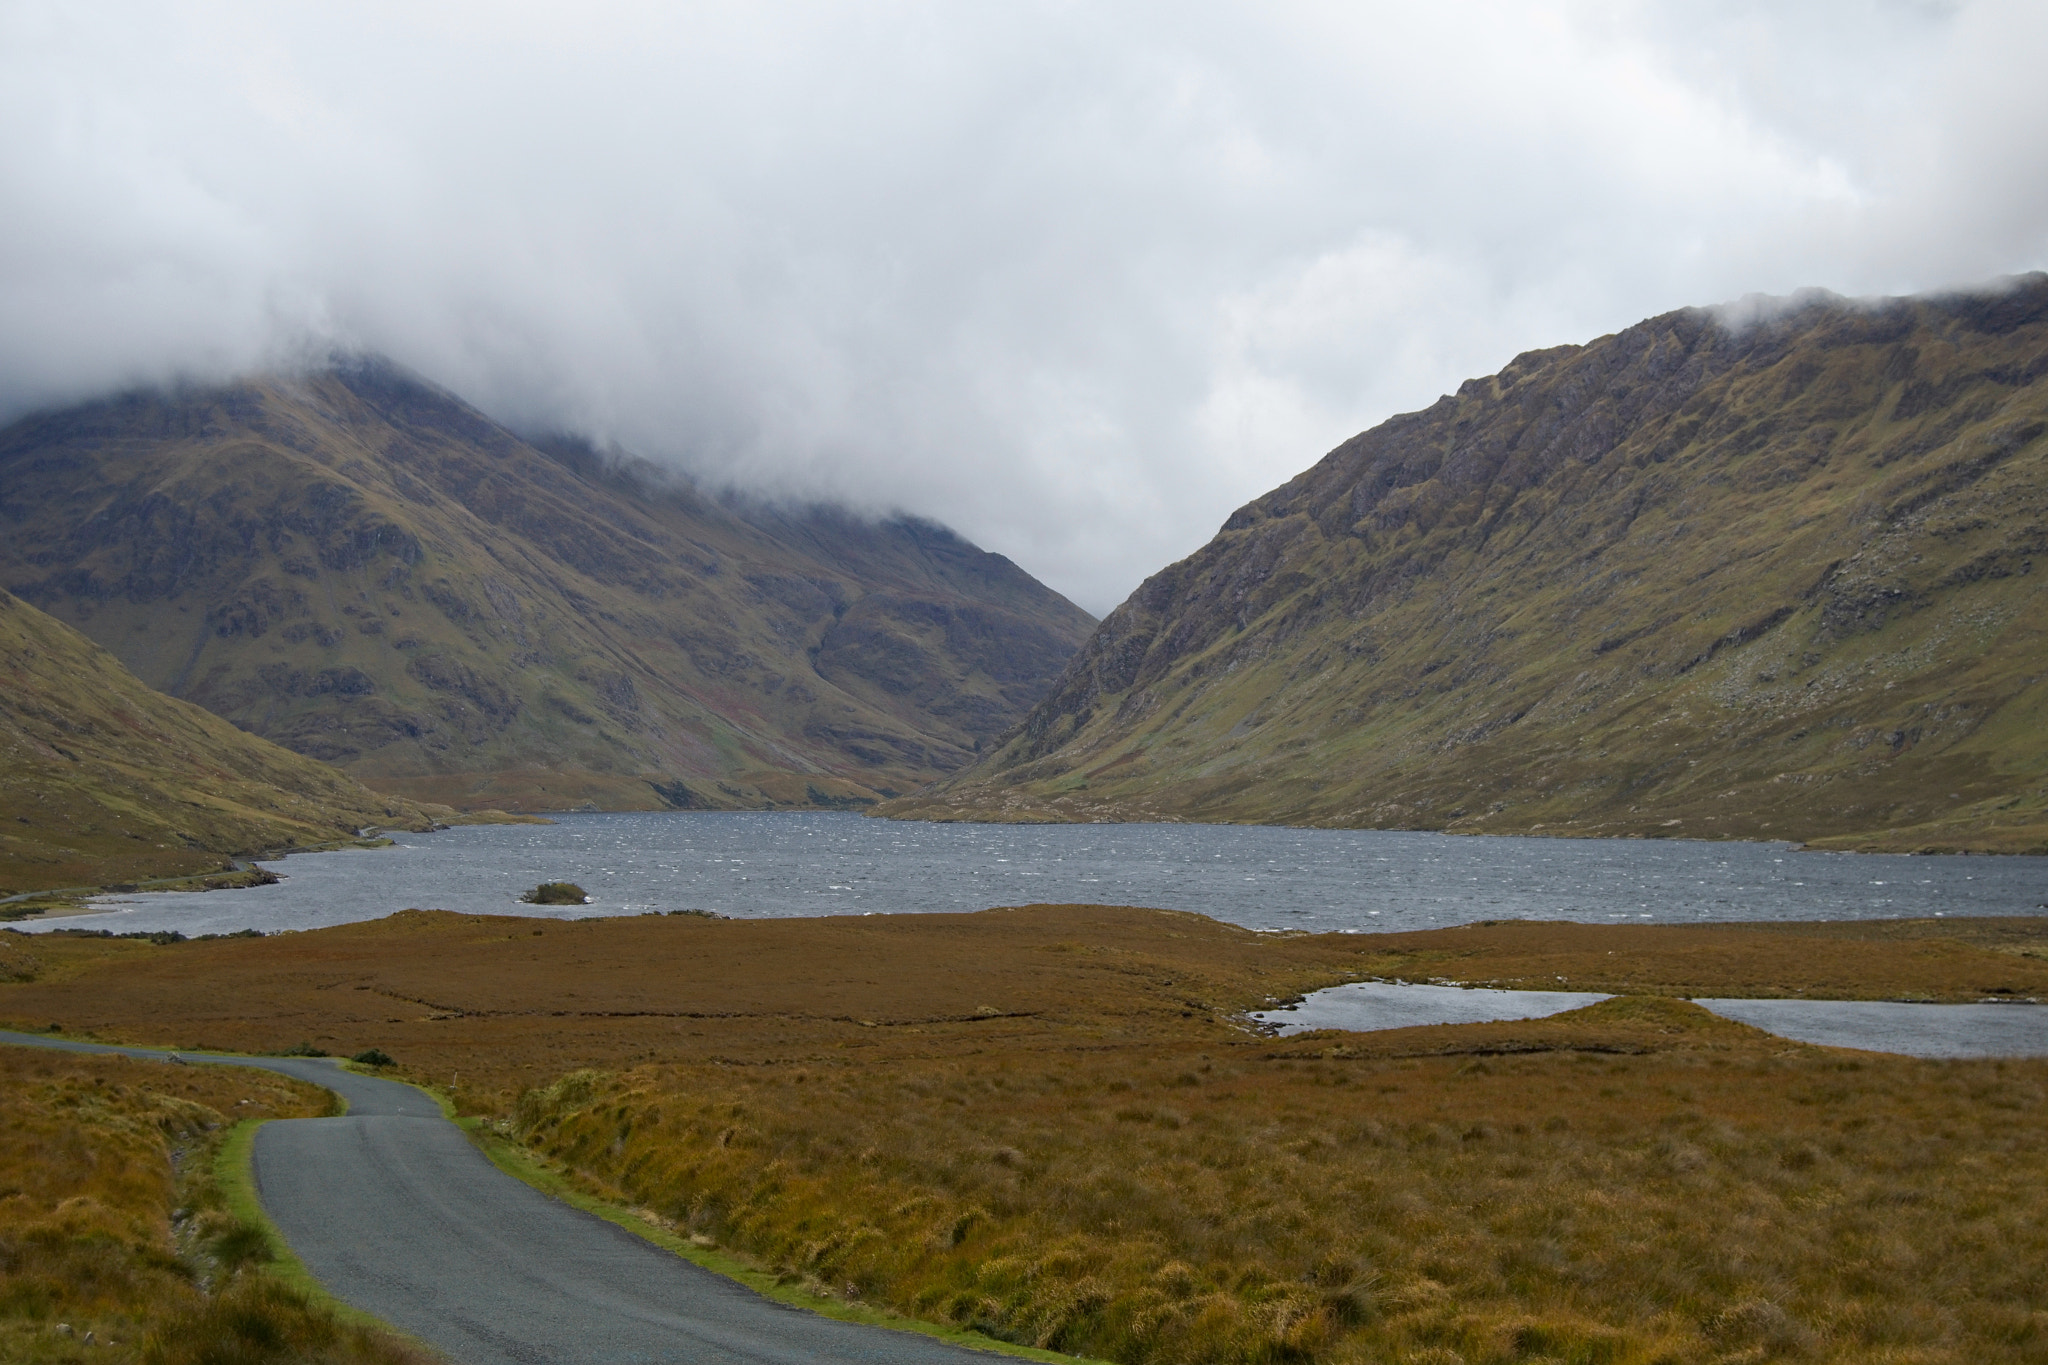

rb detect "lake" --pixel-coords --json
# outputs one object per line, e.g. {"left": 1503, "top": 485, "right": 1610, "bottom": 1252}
{"left": 32, "top": 811, "right": 2048, "bottom": 938}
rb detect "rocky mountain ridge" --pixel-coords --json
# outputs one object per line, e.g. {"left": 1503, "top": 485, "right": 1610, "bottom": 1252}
{"left": 0, "top": 362, "right": 1095, "bottom": 811}
{"left": 891, "top": 280, "right": 2048, "bottom": 853}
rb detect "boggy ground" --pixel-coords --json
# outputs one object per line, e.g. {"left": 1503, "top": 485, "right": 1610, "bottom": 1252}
{"left": 0, "top": 1044, "right": 430, "bottom": 1364}
{"left": 4, "top": 906, "right": 2047, "bottom": 1364}
{"left": 1345, "top": 915, "right": 2048, "bottom": 1002}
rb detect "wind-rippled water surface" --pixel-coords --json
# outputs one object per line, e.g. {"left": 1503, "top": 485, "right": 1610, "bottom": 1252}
{"left": 42, "top": 812, "right": 2048, "bottom": 937}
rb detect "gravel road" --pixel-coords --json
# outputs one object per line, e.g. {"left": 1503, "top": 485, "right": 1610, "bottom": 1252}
{"left": 0, "top": 1030, "right": 1011, "bottom": 1364}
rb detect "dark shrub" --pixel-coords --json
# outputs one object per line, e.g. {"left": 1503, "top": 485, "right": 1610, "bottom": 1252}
{"left": 142, "top": 1276, "right": 431, "bottom": 1365}
{"left": 208, "top": 1222, "right": 274, "bottom": 1271}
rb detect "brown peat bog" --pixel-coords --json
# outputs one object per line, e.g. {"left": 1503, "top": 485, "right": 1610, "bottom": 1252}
{"left": 4, "top": 906, "right": 2045, "bottom": 1363}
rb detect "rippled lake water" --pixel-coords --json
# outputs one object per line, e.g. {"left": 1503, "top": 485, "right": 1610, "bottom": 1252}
{"left": 34, "top": 811, "right": 2048, "bottom": 938}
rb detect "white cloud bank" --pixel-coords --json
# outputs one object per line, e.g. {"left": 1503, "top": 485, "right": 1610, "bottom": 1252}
{"left": 2, "top": 1, "right": 2044, "bottom": 613}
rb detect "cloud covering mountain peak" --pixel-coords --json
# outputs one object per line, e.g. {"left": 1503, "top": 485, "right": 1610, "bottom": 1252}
{"left": 3, "top": 1, "right": 2045, "bottom": 612}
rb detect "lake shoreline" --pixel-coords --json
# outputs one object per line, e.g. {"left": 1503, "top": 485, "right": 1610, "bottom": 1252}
{"left": 33, "top": 811, "right": 2048, "bottom": 940}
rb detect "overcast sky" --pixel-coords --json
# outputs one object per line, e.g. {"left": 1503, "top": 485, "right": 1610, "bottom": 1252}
{"left": 4, "top": 2, "right": 2046, "bottom": 614}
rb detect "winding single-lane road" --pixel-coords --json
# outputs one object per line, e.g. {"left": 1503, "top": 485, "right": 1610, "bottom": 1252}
{"left": 0, "top": 1030, "right": 1010, "bottom": 1364}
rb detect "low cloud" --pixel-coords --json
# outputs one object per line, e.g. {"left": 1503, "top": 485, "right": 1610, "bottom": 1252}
{"left": 3, "top": 2, "right": 2044, "bottom": 612}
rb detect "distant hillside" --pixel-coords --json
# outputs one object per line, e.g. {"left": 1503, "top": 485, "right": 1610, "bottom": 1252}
{"left": 0, "top": 363, "right": 1095, "bottom": 811}
{"left": 0, "top": 588, "right": 447, "bottom": 896}
{"left": 892, "top": 280, "right": 2048, "bottom": 853}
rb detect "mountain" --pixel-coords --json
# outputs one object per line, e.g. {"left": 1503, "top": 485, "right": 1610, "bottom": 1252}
{"left": 890, "top": 280, "right": 2048, "bottom": 854}
{"left": 0, "top": 363, "right": 1095, "bottom": 811}
{"left": 0, "top": 588, "right": 448, "bottom": 896}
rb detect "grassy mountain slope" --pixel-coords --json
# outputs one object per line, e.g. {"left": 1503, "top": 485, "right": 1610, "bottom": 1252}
{"left": 0, "top": 363, "right": 1094, "bottom": 811}
{"left": 0, "top": 588, "right": 447, "bottom": 895}
{"left": 893, "top": 280, "right": 2048, "bottom": 852}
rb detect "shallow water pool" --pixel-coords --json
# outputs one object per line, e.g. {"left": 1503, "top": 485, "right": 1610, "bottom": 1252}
{"left": 1252, "top": 981, "right": 2048, "bottom": 1058}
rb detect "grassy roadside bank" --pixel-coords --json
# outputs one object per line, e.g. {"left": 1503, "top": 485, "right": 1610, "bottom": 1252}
{"left": 4, "top": 906, "right": 2046, "bottom": 1363}
{"left": 454, "top": 1108, "right": 1103, "bottom": 1363}
{"left": 0, "top": 1044, "right": 431, "bottom": 1364}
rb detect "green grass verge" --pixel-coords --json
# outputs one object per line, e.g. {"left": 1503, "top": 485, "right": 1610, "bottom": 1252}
{"left": 451, "top": 1110, "right": 1107, "bottom": 1364}
{"left": 213, "top": 1122, "right": 412, "bottom": 1339}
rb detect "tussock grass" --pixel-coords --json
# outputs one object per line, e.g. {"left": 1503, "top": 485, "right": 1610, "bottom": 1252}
{"left": 1349, "top": 915, "right": 2048, "bottom": 1002}
{"left": 139, "top": 1278, "right": 426, "bottom": 1365}
{"left": 0, "top": 1046, "right": 431, "bottom": 1364}
{"left": 9, "top": 905, "right": 2048, "bottom": 1362}
{"left": 516, "top": 999, "right": 2048, "bottom": 1364}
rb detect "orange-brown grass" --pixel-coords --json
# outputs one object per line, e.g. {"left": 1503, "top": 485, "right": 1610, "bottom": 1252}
{"left": 7, "top": 909, "right": 2046, "bottom": 1099}
{"left": 509, "top": 996, "right": 2048, "bottom": 1365}
{"left": 8, "top": 906, "right": 2048, "bottom": 1362}
{"left": 0, "top": 905, "right": 1374, "bottom": 1101}
{"left": 1348, "top": 916, "right": 2048, "bottom": 1003}
{"left": 0, "top": 1045, "right": 428, "bottom": 1364}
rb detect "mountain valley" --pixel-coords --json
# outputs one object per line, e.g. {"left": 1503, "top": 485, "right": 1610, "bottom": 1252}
{"left": 0, "top": 363, "right": 1094, "bottom": 812}
{"left": 892, "top": 281, "right": 2048, "bottom": 853}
